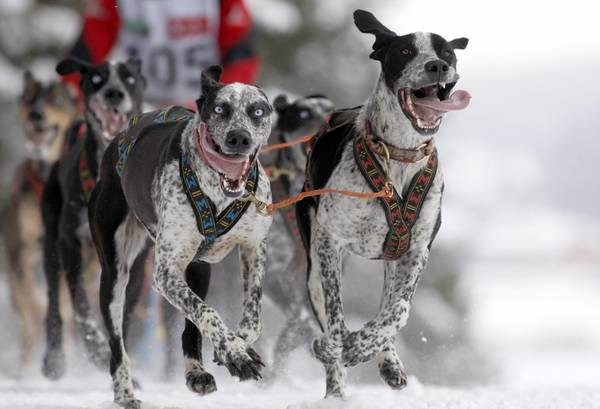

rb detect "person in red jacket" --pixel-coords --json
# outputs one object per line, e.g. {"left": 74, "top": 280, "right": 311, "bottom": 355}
{"left": 67, "top": 0, "right": 259, "bottom": 106}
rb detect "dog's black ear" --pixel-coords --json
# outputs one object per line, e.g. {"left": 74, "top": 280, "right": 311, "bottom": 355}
{"left": 23, "top": 70, "right": 36, "bottom": 88}
{"left": 273, "top": 94, "right": 289, "bottom": 113}
{"left": 126, "top": 57, "right": 143, "bottom": 74}
{"left": 449, "top": 37, "right": 469, "bottom": 50}
{"left": 201, "top": 65, "right": 223, "bottom": 95}
{"left": 22, "top": 70, "right": 37, "bottom": 99}
{"left": 353, "top": 9, "right": 396, "bottom": 62}
{"left": 56, "top": 57, "right": 92, "bottom": 76}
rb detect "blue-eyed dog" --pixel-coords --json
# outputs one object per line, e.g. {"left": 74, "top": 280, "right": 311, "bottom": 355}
{"left": 89, "top": 66, "right": 272, "bottom": 408}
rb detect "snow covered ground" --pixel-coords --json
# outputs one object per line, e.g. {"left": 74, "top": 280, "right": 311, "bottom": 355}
{"left": 2, "top": 376, "right": 600, "bottom": 409}
{"left": 1, "top": 257, "right": 599, "bottom": 409}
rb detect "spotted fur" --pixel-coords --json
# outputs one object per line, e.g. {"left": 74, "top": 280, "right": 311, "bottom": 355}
{"left": 296, "top": 10, "right": 468, "bottom": 397}
{"left": 89, "top": 66, "right": 273, "bottom": 408}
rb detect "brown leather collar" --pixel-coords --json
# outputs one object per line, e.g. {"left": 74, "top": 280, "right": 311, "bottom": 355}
{"left": 365, "top": 120, "right": 434, "bottom": 163}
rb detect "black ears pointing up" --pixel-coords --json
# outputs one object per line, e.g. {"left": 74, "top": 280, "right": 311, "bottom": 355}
{"left": 353, "top": 9, "right": 469, "bottom": 61}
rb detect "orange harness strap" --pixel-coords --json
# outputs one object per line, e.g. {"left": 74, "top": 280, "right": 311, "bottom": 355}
{"left": 260, "top": 134, "right": 315, "bottom": 153}
{"left": 251, "top": 128, "right": 394, "bottom": 216}
{"left": 243, "top": 184, "right": 393, "bottom": 216}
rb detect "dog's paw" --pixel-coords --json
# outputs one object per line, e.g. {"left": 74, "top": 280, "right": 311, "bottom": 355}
{"left": 42, "top": 349, "right": 66, "bottom": 380}
{"left": 312, "top": 336, "right": 343, "bottom": 364}
{"left": 342, "top": 330, "right": 387, "bottom": 367}
{"left": 116, "top": 398, "right": 141, "bottom": 409}
{"left": 186, "top": 370, "right": 218, "bottom": 395}
{"left": 213, "top": 333, "right": 264, "bottom": 381}
{"left": 378, "top": 357, "right": 407, "bottom": 389}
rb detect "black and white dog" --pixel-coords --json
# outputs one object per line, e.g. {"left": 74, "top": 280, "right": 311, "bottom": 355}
{"left": 296, "top": 10, "right": 470, "bottom": 397}
{"left": 263, "top": 94, "right": 334, "bottom": 373}
{"left": 41, "top": 57, "right": 145, "bottom": 379}
{"left": 88, "top": 66, "right": 272, "bottom": 408}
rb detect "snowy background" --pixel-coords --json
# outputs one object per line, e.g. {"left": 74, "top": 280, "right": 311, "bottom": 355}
{"left": 1, "top": 0, "right": 599, "bottom": 408}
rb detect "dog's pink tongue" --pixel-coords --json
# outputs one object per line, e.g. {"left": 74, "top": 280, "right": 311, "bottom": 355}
{"left": 198, "top": 125, "right": 248, "bottom": 180}
{"left": 412, "top": 90, "right": 471, "bottom": 112}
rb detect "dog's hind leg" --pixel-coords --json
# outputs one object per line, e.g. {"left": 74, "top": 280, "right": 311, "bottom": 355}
{"left": 123, "top": 246, "right": 149, "bottom": 390}
{"left": 307, "top": 222, "right": 348, "bottom": 398}
{"left": 160, "top": 298, "right": 179, "bottom": 380}
{"left": 58, "top": 205, "right": 109, "bottom": 368}
{"left": 91, "top": 177, "right": 147, "bottom": 409}
{"left": 265, "top": 247, "right": 317, "bottom": 377}
{"left": 41, "top": 164, "right": 66, "bottom": 379}
{"left": 181, "top": 261, "right": 216, "bottom": 395}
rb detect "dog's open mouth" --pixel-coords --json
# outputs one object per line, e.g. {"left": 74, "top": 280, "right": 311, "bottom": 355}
{"left": 90, "top": 100, "right": 129, "bottom": 141}
{"left": 25, "top": 123, "right": 58, "bottom": 146}
{"left": 24, "top": 123, "right": 59, "bottom": 157}
{"left": 399, "top": 83, "right": 471, "bottom": 134}
{"left": 196, "top": 123, "right": 257, "bottom": 198}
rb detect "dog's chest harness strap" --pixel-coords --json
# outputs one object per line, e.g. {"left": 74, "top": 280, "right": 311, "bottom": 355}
{"left": 271, "top": 177, "right": 302, "bottom": 242}
{"left": 180, "top": 153, "right": 259, "bottom": 255}
{"left": 353, "top": 136, "right": 438, "bottom": 260}
{"left": 76, "top": 123, "right": 97, "bottom": 203}
{"left": 24, "top": 160, "right": 45, "bottom": 204}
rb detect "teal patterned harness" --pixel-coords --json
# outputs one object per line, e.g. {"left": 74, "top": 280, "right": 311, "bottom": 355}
{"left": 115, "top": 106, "right": 259, "bottom": 253}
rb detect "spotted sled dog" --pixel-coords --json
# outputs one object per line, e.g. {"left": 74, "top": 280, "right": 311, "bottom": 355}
{"left": 89, "top": 65, "right": 273, "bottom": 408}
{"left": 296, "top": 10, "right": 471, "bottom": 397}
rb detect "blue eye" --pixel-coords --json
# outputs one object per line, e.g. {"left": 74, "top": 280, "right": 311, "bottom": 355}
{"left": 254, "top": 108, "right": 264, "bottom": 117}
{"left": 299, "top": 110, "right": 311, "bottom": 120}
{"left": 126, "top": 76, "right": 135, "bottom": 85}
{"left": 214, "top": 105, "right": 224, "bottom": 114}
{"left": 91, "top": 75, "right": 102, "bottom": 85}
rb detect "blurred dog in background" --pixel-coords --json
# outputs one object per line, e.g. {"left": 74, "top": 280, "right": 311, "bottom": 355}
{"left": 3, "top": 72, "right": 78, "bottom": 376}
{"left": 40, "top": 57, "right": 146, "bottom": 379}
{"left": 262, "top": 93, "right": 334, "bottom": 376}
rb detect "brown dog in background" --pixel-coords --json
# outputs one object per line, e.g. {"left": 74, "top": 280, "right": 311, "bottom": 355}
{"left": 3, "top": 71, "right": 78, "bottom": 375}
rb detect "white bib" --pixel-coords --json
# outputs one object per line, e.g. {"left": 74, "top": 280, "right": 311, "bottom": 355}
{"left": 112, "top": 0, "right": 220, "bottom": 105}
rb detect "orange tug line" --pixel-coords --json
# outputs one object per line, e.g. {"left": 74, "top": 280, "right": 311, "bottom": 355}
{"left": 250, "top": 133, "right": 394, "bottom": 216}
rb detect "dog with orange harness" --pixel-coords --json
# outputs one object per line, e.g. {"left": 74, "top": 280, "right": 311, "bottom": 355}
{"left": 295, "top": 9, "right": 471, "bottom": 397}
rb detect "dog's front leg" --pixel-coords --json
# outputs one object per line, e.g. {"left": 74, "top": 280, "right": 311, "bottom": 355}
{"left": 237, "top": 239, "right": 267, "bottom": 345}
{"left": 343, "top": 251, "right": 426, "bottom": 368}
{"left": 153, "top": 228, "right": 263, "bottom": 381}
{"left": 308, "top": 223, "right": 348, "bottom": 398}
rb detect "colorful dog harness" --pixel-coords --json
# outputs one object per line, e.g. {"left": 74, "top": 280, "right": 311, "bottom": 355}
{"left": 353, "top": 134, "right": 438, "bottom": 260}
{"left": 70, "top": 121, "right": 97, "bottom": 203}
{"left": 115, "top": 106, "right": 260, "bottom": 254}
{"left": 303, "top": 108, "right": 438, "bottom": 260}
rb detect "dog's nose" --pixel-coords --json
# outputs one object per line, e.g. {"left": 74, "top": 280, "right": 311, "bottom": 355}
{"left": 104, "top": 88, "right": 124, "bottom": 105}
{"left": 425, "top": 60, "right": 449, "bottom": 75}
{"left": 29, "top": 110, "right": 43, "bottom": 122}
{"left": 225, "top": 129, "right": 252, "bottom": 153}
